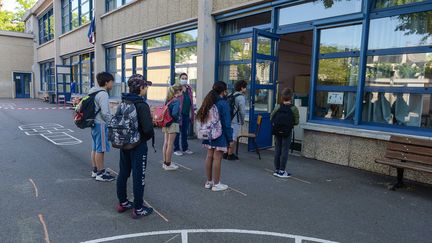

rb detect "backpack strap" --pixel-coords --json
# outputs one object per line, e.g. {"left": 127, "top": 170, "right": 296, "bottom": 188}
{"left": 91, "top": 90, "right": 107, "bottom": 115}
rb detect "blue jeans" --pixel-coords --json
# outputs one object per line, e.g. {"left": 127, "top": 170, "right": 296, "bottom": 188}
{"left": 116, "top": 142, "right": 148, "bottom": 209}
{"left": 174, "top": 114, "right": 190, "bottom": 152}
{"left": 274, "top": 133, "right": 292, "bottom": 171}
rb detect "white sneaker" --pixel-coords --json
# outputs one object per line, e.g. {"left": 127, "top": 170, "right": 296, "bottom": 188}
{"left": 174, "top": 151, "right": 183, "bottom": 156}
{"left": 276, "top": 171, "right": 291, "bottom": 178}
{"left": 91, "top": 171, "right": 97, "bottom": 178}
{"left": 183, "top": 150, "right": 194, "bottom": 155}
{"left": 212, "top": 183, "right": 228, "bottom": 192}
{"left": 163, "top": 163, "right": 179, "bottom": 171}
{"left": 204, "top": 181, "right": 214, "bottom": 189}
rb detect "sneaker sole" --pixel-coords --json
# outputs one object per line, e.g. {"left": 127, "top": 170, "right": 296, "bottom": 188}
{"left": 95, "top": 178, "right": 116, "bottom": 182}
{"left": 212, "top": 187, "right": 228, "bottom": 192}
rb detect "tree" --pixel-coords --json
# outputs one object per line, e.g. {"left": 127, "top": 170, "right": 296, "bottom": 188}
{"left": 0, "top": 0, "right": 36, "bottom": 32}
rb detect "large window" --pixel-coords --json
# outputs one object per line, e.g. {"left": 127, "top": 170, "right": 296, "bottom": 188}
{"left": 278, "top": 0, "right": 362, "bottom": 26}
{"left": 63, "top": 53, "right": 94, "bottom": 94}
{"left": 374, "top": 0, "right": 427, "bottom": 9}
{"left": 220, "top": 12, "right": 271, "bottom": 36}
{"left": 38, "top": 9, "right": 54, "bottom": 44}
{"left": 314, "top": 24, "right": 362, "bottom": 121}
{"left": 362, "top": 10, "right": 432, "bottom": 130}
{"left": 105, "top": 29, "right": 198, "bottom": 101}
{"left": 106, "top": 0, "right": 134, "bottom": 12}
{"left": 106, "top": 46, "right": 123, "bottom": 97}
{"left": 174, "top": 29, "right": 198, "bottom": 102}
{"left": 62, "top": 0, "right": 93, "bottom": 33}
{"left": 40, "top": 61, "right": 55, "bottom": 92}
{"left": 147, "top": 35, "right": 171, "bottom": 101}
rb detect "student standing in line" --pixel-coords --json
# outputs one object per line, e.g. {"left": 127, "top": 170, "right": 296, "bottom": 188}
{"left": 270, "top": 88, "right": 299, "bottom": 178}
{"left": 162, "top": 84, "right": 183, "bottom": 171}
{"left": 197, "top": 81, "right": 233, "bottom": 191}
{"left": 89, "top": 72, "right": 115, "bottom": 182}
{"left": 174, "top": 73, "right": 195, "bottom": 156}
{"left": 116, "top": 74, "right": 155, "bottom": 219}
{"left": 225, "top": 80, "right": 247, "bottom": 160}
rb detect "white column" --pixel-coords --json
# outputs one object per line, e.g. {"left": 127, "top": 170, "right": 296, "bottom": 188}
{"left": 196, "top": 0, "right": 216, "bottom": 106}
{"left": 93, "top": 0, "right": 105, "bottom": 85}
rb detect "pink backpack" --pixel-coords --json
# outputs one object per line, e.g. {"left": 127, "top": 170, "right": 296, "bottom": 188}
{"left": 152, "top": 100, "right": 174, "bottom": 128}
{"left": 197, "top": 105, "right": 222, "bottom": 140}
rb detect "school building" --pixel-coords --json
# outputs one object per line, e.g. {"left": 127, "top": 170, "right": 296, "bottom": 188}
{"left": 9, "top": 0, "right": 432, "bottom": 184}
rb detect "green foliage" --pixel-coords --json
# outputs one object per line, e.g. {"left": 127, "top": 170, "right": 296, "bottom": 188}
{"left": 0, "top": 0, "right": 36, "bottom": 32}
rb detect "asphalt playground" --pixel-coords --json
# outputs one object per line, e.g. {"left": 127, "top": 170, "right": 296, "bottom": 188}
{"left": 0, "top": 99, "right": 431, "bottom": 243}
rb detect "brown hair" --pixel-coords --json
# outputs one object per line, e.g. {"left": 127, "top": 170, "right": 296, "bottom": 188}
{"left": 196, "top": 81, "right": 227, "bottom": 123}
{"left": 280, "top": 88, "right": 293, "bottom": 103}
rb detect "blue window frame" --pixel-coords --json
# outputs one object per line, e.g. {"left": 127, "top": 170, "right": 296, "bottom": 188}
{"left": 62, "top": 53, "right": 94, "bottom": 94}
{"left": 105, "top": 0, "right": 134, "bottom": 12}
{"left": 40, "top": 61, "right": 55, "bottom": 92}
{"left": 214, "top": 0, "right": 432, "bottom": 136}
{"left": 38, "top": 9, "right": 54, "bottom": 44}
{"left": 104, "top": 28, "right": 198, "bottom": 100}
{"left": 61, "top": 0, "right": 93, "bottom": 33}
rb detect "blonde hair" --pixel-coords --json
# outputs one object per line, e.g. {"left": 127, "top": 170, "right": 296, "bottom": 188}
{"left": 166, "top": 84, "right": 183, "bottom": 101}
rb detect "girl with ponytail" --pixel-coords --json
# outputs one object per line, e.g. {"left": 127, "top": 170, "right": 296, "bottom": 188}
{"left": 196, "top": 81, "right": 233, "bottom": 191}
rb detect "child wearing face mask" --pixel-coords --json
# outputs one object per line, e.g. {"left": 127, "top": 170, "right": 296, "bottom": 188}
{"left": 173, "top": 73, "right": 195, "bottom": 156}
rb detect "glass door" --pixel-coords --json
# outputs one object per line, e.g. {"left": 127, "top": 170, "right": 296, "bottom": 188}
{"left": 249, "top": 28, "right": 279, "bottom": 150}
{"left": 14, "top": 73, "right": 31, "bottom": 98}
{"left": 56, "top": 65, "right": 72, "bottom": 101}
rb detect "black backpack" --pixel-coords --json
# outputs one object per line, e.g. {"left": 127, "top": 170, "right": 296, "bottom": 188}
{"left": 74, "top": 90, "right": 105, "bottom": 129}
{"left": 271, "top": 104, "right": 294, "bottom": 137}
{"left": 227, "top": 92, "right": 242, "bottom": 122}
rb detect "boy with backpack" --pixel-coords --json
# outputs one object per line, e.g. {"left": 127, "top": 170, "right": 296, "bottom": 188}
{"left": 270, "top": 88, "right": 299, "bottom": 178}
{"left": 225, "top": 80, "right": 247, "bottom": 160}
{"left": 88, "top": 72, "right": 115, "bottom": 182}
{"left": 113, "top": 74, "right": 155, "bottom": 219}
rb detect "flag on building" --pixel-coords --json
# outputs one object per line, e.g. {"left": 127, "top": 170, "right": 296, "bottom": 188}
{"left": 87, "top": 17, "right": 96, "bottom": 44}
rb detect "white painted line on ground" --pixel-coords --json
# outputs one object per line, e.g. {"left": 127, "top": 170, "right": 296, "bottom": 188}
{"left": 228, "top": 186, "right": 247, "bottom": 197}
{"left": 107, "top": 168, "right": 170, "bottom": 223}
{"left": 164, "top": 234, "right": 179, "bottom": 243}
{"left": 181, "top": 231, "right": 188, "bottom": 243}
{"left": 38, "top": 214, "right": 51, "bottom": 243}
{"left": 41, "top": 133, "right": 82, "bottom": 145}
{"left": 29, "top": 178, "right": 39, "bottom": 198}
{"left": 264, "top": 168, "right": 312, "bottom": 184}
{"left": 81, "top": 229, "right": 338, "bottom": 243}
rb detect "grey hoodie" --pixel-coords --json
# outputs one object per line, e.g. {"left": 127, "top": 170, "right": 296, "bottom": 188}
{"left": 88, "top": 87, "right": 111, "bottom": 124}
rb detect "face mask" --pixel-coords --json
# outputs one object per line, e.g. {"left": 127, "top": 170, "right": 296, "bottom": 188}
{"left": 180, "top": 79, "right": 188, "bottom": 85}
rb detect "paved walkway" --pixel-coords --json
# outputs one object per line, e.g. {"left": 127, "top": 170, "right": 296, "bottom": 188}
{"left": 0, "top": 98, "right": 431, "bottom": 243}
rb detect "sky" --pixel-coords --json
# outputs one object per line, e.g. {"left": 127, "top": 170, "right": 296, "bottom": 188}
{"left": 2, "top": 0, "right": 19, "bottom": 12}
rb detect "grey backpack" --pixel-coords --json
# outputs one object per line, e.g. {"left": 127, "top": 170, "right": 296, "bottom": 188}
{"left": 108, "top": 102, "right": 141, "bottom": 150}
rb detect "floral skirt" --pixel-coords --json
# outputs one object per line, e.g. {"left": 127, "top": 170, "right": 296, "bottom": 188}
{"left": 203, "top": 144, "right": 228, "bottom": 153}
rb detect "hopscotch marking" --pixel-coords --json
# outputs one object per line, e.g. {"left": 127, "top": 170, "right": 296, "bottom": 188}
{"left": 18, "top": 123, "right": 82, "bottom": 145}
{"left": 81, "top": 229, "right": 339, "bottom": 243}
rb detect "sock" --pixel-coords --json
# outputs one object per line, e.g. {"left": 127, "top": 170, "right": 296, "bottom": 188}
{"left": 92, "top": 167, "right": 97, "bottom": 173}
{"left": 164, "top": 161, "right": 171, "bottom": 166}
{"left": 97, "top": 169, "right": 105, "bottom": 175}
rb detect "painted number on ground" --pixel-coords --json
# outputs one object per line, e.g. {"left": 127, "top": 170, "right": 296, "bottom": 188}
{"left": 18, "top": 123, "right": 82, "bottom": 145}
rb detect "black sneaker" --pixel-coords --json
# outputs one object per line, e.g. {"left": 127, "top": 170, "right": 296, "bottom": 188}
{"left": 227, "top": 154, "right": 238, "bottom": 160}
{"left": 132, "top": 206, "right": 154, "bottom": 219}
{"left": 117, "top": 200, "right": 133, "bottom": 213}
{"left": 95, "top": 171, "right": 115, "bottom": 182}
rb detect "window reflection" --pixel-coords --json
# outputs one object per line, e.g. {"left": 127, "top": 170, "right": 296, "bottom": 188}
{"left": 374, "top": 0, "right": 426, "bottom": 9}
{"left": 369, "top": 11, "right": 432, "bottom": 50}
{"left": 220, "top": 12, "right": 271, "bottom": 36}
{"left": 320, "top": 25, "right": 362, "bottom": 54}
{"left": 366, "top": 53, "right": 432, "bottom": 87}
{"left": 220, "top": 38, "right": 252, "bottom": 61}
{"left": 279, "top": 0, "right": 362, "bottom": 26}
{"left": 363, "top": 92, "right": 432, "bottom": 128}
{"left": 318, "top": 57, "right": 359, "bottom": 86}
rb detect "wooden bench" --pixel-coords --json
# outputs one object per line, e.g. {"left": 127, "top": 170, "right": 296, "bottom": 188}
{"left": 375, "top": 135, "right": 432, "bottom": 190}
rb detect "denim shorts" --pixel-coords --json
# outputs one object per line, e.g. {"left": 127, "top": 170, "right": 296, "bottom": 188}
{"left": 91, "top": 123, "right": 110, "bottom": 153}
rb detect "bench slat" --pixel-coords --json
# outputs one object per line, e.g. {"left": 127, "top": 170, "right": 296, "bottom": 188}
{"left": 387, "top": 142, "right": 432, "bottom": 157}
{"left": 390, "top": 136, "right": 432, "bottom": 148}
{"left": 385, "top": 150, "right": 432, "bottom": 166}
{"left": 376, "top": 159, "right": 432, "bottom": 174}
